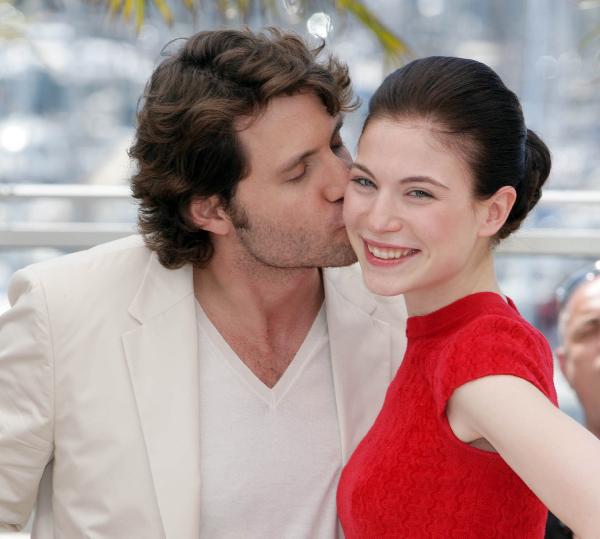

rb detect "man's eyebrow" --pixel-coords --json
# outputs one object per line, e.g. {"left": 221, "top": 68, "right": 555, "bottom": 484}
{"left": 572, "top": 314, "right": 600, "bottom": 331}
{"left": 352, "top": 162, "right": 450, "bottom": 190}
{"left": 278, "top": 117, "right": 345, "bottom": 174}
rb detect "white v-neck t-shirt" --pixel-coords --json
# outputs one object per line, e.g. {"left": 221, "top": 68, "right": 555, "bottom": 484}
{"left": 196, "top": 302, "right": 343, "bottom": 539}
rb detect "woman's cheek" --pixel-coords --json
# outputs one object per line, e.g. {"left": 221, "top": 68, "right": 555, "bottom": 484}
{"left": 343, "top": 188, "right": 365, "bottom": 229}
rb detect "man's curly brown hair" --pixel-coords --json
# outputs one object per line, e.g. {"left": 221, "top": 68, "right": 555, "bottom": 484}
{"left": 129, "top": 27, "right": 355, "bottom": 269}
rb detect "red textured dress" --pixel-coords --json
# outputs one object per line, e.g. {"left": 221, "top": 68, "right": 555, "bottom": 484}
{"left": 337, "top": 292, "right": 558, "bottom": 538}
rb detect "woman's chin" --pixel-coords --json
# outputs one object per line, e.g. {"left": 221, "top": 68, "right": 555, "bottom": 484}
{"left": 361, "top": 271, "right": 407, "bottom": 297}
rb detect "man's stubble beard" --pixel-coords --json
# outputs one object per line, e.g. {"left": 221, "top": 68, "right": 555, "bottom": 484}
{"left": 226, "top": 197, "right": 357, "bottom": 270}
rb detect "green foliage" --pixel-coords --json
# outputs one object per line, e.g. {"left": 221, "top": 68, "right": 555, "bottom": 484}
{"left": 0, "top": 0, "right": 26, "bottom": 39}
{"left": 335, "top": 0, "right": 409, "bottom": 59}
{"left": 105, "top": 0, "right": 411, "bottom": 61}
{"left": 580, "top": 24, "right": 600, "bottom": 51}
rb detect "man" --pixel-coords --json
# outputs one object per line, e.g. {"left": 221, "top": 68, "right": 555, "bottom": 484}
{"left": 0, "top": 29, "right": 406, "bottom": 538}
{"left": 546, "top": 261, "right": 600, "bottom": 539}
{"left": 555, "top": 261, "right": 600, "bottom": 439}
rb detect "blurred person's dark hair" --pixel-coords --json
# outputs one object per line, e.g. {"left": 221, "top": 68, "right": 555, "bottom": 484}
{"left": 364, "top": 56, "right": 551, "bottom": 243}
{"left": 129, "top": 27, "right": 355, "bottom": 269}
{"left": 556, "top": 261, "right": 600, "bottom": 338}
{"left": 556, "top": 261, "right": 600, "bottom": 311}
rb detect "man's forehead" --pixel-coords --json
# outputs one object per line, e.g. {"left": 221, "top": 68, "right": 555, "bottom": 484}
{"left": 235, "top": 92, "right": 332, "bottom": 131}
{"left": 235, "top": 94, "right": 340, "bottom": 171}
{"left": 580, "top": 278, "right": 600, "bottom": 306}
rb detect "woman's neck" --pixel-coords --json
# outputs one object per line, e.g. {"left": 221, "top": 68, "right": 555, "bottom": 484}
{"left": 404, "top": 252, "right": 501, "bottom": 317}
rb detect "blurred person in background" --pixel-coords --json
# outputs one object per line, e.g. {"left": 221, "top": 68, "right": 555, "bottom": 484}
{"left": 0, "top": 28, "right": 406, "bottom": 538}
{"left": 555, "top": 262, "right": 600, "bottom": 439}
{"left": 546, "top": 262, "right": 600, "bottom": 539}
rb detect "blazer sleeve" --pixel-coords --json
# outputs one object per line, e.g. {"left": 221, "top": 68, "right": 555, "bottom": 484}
{"left": 0, "top": 267, "right": 54, "bottom": 531}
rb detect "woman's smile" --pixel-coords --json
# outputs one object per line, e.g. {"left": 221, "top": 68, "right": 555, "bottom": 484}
{"left": 362, "top": 239, "right": 420, "bottom": 267}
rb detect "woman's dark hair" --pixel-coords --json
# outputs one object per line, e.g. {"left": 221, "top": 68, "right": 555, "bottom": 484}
{"left": 365, "top": 56, "right": 551, "bottom": 241}
{"left": 129, "top": 28, "right": 355, "bottom": 269}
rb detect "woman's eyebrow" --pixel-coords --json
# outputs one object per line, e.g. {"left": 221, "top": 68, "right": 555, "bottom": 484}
{"left": 352, "top": 162, "right": 449, "bottom": 190}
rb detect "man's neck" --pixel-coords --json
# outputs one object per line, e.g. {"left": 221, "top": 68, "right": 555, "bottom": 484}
{"left": 193, "top": 258, "right": 324, "bottom": 333}
{"left": 192, "top": 249, "right": 325, "bottom": 387}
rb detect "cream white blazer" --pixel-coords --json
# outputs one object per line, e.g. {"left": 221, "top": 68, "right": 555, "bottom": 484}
{"left": 0, "top": 235, "right": 406, "bottom": 538}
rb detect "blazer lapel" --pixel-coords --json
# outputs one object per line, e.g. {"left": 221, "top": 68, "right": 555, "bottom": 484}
{"left": 324, "top": 268, "right": 401, "bottom": 463}
{"left": 122, "top": 254, "right": 201, "bottom": 539}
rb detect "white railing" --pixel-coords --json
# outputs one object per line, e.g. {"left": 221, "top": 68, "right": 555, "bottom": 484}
{"left": 0, "top": 183, "right": 131, "bottom": 199}
{"left": 1, "top": 185, "right": 600, "bottom": 256}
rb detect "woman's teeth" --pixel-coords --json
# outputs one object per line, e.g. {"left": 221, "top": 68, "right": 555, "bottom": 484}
{"left": 367, "top": 244, "right": 416, "bottom": 260}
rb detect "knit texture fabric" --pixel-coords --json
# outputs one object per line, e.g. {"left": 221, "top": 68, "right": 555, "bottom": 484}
{"left": 337, "top": 292, "right": 557, "bottom": 539}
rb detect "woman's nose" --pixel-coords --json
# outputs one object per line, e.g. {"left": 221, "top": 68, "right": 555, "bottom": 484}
{"left": 367, "top": 194, "right": 404, "bottom": 233}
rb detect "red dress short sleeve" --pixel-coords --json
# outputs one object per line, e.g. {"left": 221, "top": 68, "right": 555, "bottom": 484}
{"left": 433, "top": 313, "right": 556, "bottom": 418}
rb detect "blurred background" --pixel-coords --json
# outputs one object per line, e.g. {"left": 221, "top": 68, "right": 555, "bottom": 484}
{"left": 0, "top": 0, "right": 599, "bottom": 475}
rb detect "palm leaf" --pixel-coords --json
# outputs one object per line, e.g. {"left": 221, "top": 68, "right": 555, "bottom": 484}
{"left": 97, "top": 0, "right": 409, "bottom": 55}
{"left": 108, "top": 0, "right": 123, "bottom": 15}
{"left": 135, "top": 0, "right": 145, "bottom": 31}
{"left": 0, "top": 0, "right": 26, "bottom": 39}
{"left": 153, "top": 0, "right": 174, "bottom": 24}
{"left": 580, "top": 23, "right": 600, "bottom": 50}
{"left": 335, "top": 0, "right": 411, "bottom": 61}
{"left": 236, "top": 0, "right": 251, "bottom": 19}
{"left": 123, "top": 0, "right": 133, "bottom": 20}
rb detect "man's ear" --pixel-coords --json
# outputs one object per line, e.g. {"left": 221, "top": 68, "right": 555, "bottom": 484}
{"left": 478, "top": 186, "right": 517, "bottom": 238}
{"left": 555, "top": 346, "right": 570, "bottom": 380}
{"left": 188, "top": 195, "right": 231, "bottom": 236}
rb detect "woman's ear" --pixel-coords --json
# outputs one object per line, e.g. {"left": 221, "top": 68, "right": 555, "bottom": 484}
{"left": 188, "top": 195, "right": 231, "bottom": 236}
{"left": 478, "top": 186, "right": 517, "bottom": 238}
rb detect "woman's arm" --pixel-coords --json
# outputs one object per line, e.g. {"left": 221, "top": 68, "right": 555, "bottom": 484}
{"left": 448, "top": 375, "right": 600, "bottom": 539}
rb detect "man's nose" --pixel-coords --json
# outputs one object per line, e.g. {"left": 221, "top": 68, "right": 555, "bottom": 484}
{"left": 323, "top": 151, "right": 352, "bottom": 203}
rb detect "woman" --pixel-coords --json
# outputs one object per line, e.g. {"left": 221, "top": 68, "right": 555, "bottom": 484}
{"left": 337, "top": 57, "right": 600, "bottom": 538}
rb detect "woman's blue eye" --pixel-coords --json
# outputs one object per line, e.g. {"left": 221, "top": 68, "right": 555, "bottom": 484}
{"left": 409, "top": 189, "right": 432, "bottom": 199}
{"left": 352, "top": 177, "right": 375, "bottom": 188}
